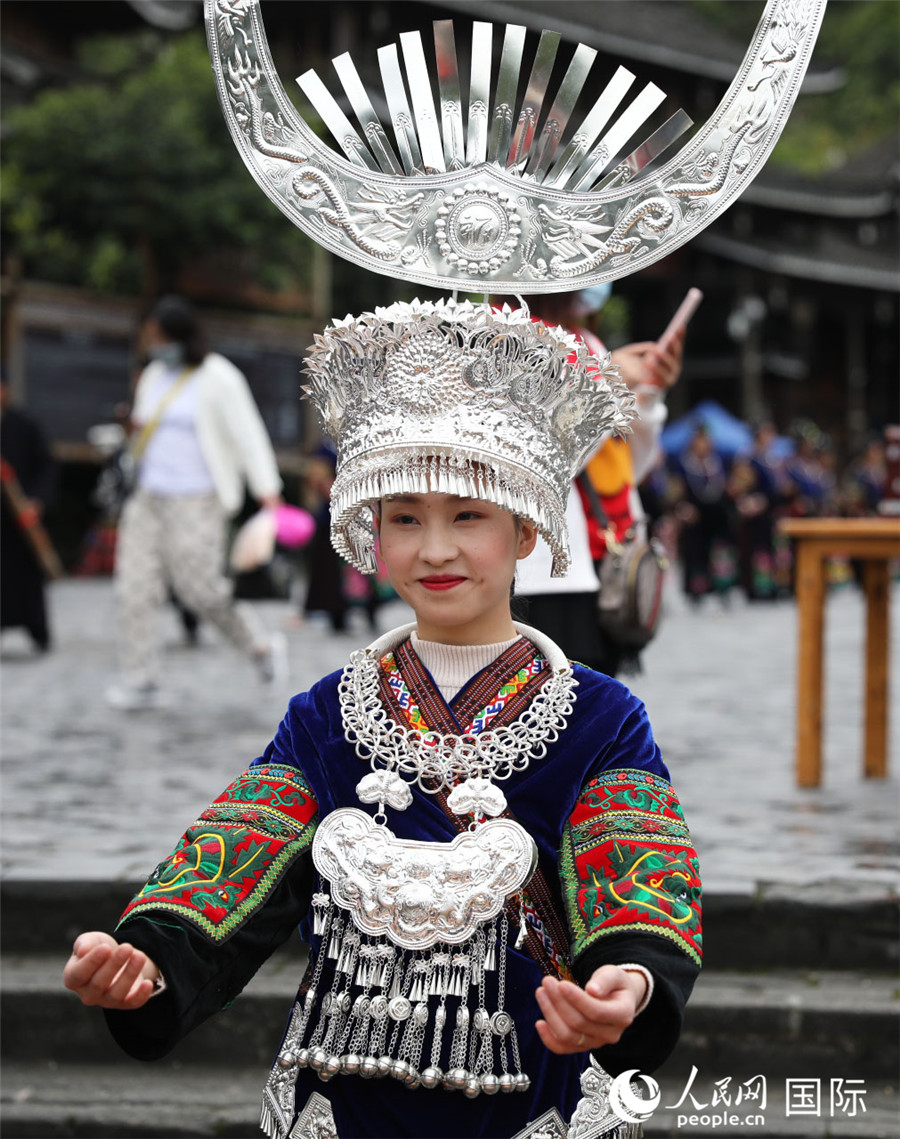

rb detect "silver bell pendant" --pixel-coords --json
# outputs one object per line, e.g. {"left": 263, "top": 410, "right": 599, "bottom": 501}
{"left": 419, "top": 1066, "right": 443, "bottom": 1089}
{"left": 444, "top": 1067, "right": 468, "bottom": 1091}
{"left": 307, "top": 1047, "right": 327, "bottom": 1072}
{"left": 390, "top": 1059, "right": 411, "bottom": 1081}
{"left": 319, "top": 1055, "right": 342, "bottom": 1081}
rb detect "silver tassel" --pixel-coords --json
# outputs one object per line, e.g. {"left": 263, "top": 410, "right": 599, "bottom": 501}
{"left": 277, "top": 914, "right": 535, "bottom": 1098}
{"left": 375, "top": 945, "right": 392, "bottom": 987}
{"left": 411, "top": 959, "right": 431, "bottom": 1003}
{"left": 311, "top": 892, "right": 329, "bottom": 937}
{"left": 338, "top": 934, "right": 359, "bottom": 975}
{"left": 515, "top": 898, "right": 528, "bottom": 951}
{"left": 430, "top": 952, "right": 450, "bottom": 997}
{"left": 450, "top": 956, "right": 464, "bottom": 998}
{"left": 484, "top": 940, "right": 496, "bottom": 973}
{"left": 326, "top": 922, "right": 341, "bottom": 960}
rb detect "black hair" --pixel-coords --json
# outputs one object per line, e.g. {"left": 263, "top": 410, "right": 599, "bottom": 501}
{"left": 149, "top": 295, "right": 209, "bottom": 366}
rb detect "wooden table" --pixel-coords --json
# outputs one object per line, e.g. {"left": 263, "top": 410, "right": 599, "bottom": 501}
{"left": 779, "top": 518, "right": 900, "bottom": 787}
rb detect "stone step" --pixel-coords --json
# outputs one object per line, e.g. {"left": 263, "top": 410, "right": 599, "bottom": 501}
{"left": 5, "top": 953, "right": 898, "bottom": 1080}
{"left": 0, "top": 1061, "right": 263, "bottom": 1138}
{"left": 662, "top": 969, "right": 900, "bottom": 1084}
{"left": 3, "top": 878, "right": 898, "bottom": 972}
{"left": 2, "top": 946, "right": 307, "bottom": 1071}
{"left": 0, "top": 1061, "right": 896, "bottom": 1139}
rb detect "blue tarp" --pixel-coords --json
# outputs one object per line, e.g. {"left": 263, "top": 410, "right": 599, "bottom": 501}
{"left": 660, "top": 399, "right": 754, "bottom": 458}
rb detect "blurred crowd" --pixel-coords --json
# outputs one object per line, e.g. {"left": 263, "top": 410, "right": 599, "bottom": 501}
{"left": 1, "top": 292, "right": 894, "bottom": 673}
{"left": 642, "top": 419, "right": 892, "bottom": 605}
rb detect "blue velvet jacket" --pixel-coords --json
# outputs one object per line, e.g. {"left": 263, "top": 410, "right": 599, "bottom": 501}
{"left": 107, "top": 639, "right": 702, "bottom": 1139}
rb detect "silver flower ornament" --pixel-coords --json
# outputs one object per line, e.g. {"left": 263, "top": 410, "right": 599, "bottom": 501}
{"left": 356, "top": 770, "right": 413, "bottom": 811}
{"left": 446, "top": 777, "right": 507, "bottom": 819}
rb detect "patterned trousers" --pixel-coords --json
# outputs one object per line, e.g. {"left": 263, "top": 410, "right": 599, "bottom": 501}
{"left": 115, "top": 490, "right": 265, "bottom": 687}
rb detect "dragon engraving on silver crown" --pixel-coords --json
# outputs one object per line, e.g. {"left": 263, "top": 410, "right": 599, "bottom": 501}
{"left": 205, "top": 0, "right": 826, "bottom": 293}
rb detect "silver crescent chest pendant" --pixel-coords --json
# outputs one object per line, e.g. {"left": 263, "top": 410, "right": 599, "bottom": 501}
{"left": 312, "top": 808, "right": 538, "bottom": 951}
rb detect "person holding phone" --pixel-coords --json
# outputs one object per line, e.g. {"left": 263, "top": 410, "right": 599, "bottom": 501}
{"left": 512, "top": 287, "right": 686, "bottom": 676}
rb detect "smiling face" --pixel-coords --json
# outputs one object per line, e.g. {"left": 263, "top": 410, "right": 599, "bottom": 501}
{"left": 377, "top": 493, "right": 537, "bottom": 645}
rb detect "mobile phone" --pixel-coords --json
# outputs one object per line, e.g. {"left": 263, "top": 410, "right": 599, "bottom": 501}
{"left": 658, "top": 288, "right": 703, "bottom": 352}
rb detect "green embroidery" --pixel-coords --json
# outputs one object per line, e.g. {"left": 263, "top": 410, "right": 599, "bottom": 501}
{"left": 118, "top": 763, "right": 319, "bottom": 943}
{"left": 561, "top": 769, "right": 702, "bottom": 967}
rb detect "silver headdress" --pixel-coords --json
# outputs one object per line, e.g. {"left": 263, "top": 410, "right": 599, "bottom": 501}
{"left": 206, "top": 0, "right": 826, "bottom": 293}
{"left": 303, "top": 298, "right": 633, "bottom": 576}
{"left": 206, "top": 0, "right": 826, "bottom": 571}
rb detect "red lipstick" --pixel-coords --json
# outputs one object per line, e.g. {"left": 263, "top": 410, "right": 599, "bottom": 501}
{"left": 419, "top": 575, "right": 467, "bottom": 591}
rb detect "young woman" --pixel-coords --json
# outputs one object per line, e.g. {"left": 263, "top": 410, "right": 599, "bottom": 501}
{"left": 106, "top": 295, "right": 284, "bottom": 710}
{"left": 65, "top": 301, "right": 701, "bottom": 1139}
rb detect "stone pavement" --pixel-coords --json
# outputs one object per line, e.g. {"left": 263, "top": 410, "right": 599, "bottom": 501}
{"left": 1, "top": 574, "right": 898, "bottom": 893}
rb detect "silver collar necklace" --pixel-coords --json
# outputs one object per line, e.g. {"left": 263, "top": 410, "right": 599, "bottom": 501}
{"left": 338, "top": 621, "right": 578, "bottom": 819}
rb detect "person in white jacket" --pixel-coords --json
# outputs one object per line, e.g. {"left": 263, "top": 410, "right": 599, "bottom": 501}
{"left": 514, "top": 286, "right": 683, "bottom": 676}
{"left": 106, "top": 296, "right": 284, "bottom": 710}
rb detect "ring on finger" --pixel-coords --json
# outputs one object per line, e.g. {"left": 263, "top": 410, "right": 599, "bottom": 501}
{"left": 577, "top": 1032, "right": 586, "bottom": 1048}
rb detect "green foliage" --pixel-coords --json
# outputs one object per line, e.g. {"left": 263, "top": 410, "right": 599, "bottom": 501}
{"left": 592, "top": 295, "right": 631, "bottom": 348}
{"left": 692, "top": 0, "right": 900, "bottom": 172}
{"left": 1, "top": 30, "right": 313, "bottom": 296}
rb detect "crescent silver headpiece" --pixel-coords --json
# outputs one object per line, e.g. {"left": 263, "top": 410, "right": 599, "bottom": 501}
{"left": 205, "top": 0, "right": 826, "bottom": 293}
{"left": 205, "top": 0, "right": 825, "bottom": 574}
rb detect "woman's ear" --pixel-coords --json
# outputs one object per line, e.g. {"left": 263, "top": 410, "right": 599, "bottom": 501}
{"left": 516, "top": 519, "right": 539, "bottom": 560}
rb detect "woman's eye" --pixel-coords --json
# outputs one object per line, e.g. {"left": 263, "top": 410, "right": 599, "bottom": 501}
{"left": 455, "top": 511, "right": 483, "bottom": 522}
{"left": 390, "top": 513, "right": 418, "bottom": 525}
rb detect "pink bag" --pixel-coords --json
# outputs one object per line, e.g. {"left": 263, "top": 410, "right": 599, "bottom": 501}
{"left": 273, "top": 505, "right": 315, "bottom": 549}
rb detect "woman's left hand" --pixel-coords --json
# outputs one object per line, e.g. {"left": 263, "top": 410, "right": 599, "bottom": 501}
{"left": 535, "top": 966, "right": 648, "bottom": 1054}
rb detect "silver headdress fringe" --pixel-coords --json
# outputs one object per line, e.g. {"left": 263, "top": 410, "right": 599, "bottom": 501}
{"left": 303, "top": 299, "right": 635, "bottom": 576}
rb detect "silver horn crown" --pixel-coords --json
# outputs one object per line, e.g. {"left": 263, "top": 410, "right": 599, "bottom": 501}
{"left": 205, "top": 0, "right": 826, "bottom": 293}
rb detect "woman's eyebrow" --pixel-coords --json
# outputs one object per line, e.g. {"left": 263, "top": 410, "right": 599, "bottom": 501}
{"left": 385, "top": 495, "right": 478, "bottom": 504}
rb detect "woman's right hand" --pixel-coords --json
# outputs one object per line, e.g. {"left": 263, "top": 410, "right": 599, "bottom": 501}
{"left": 63, "top": 931, "right": 160, "bottom": 1010}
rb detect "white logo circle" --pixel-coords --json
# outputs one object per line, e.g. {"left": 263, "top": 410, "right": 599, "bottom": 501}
{"left": 608, "top": 1070, "right": 661, "bottom": 1123}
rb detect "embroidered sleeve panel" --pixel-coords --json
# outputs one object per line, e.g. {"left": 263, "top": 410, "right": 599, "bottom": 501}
{"left": 117, "top": 763, "right": 318, "bottom": 943}
{"left": 560, "top": 767, "right": 702, "bottom": 967}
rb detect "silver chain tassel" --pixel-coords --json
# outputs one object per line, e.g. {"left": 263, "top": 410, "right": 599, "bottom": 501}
{"left": 267, "top": 896, "right": 530, "bottom": 1107}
